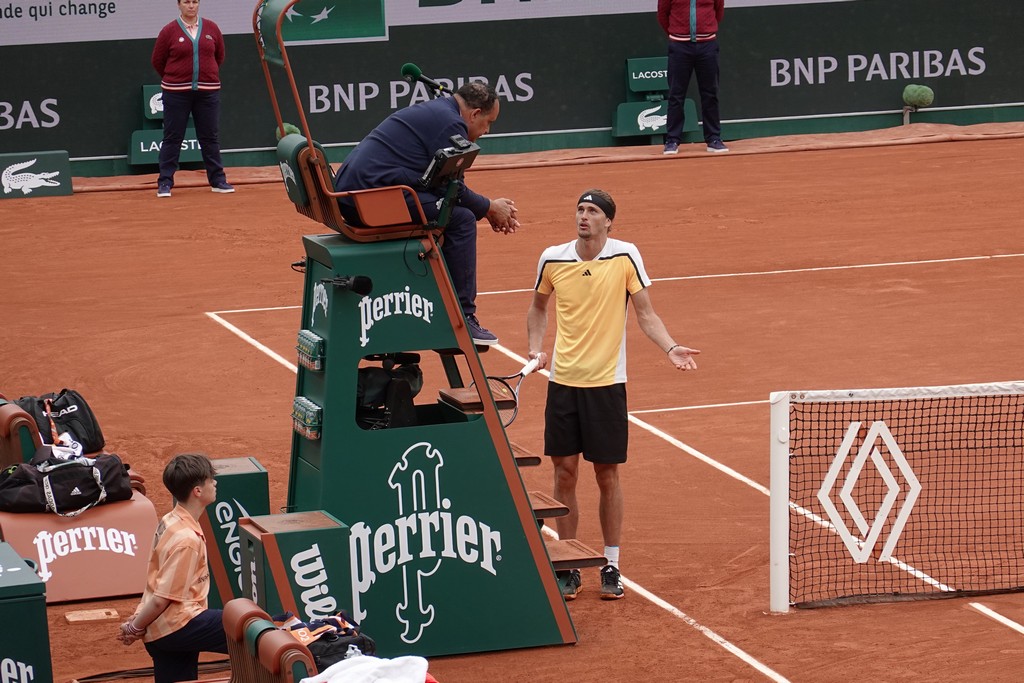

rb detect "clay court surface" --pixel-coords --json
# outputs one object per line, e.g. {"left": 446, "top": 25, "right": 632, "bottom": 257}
{"left": 2, "top": 123, "right": 1024, "bottom": 682}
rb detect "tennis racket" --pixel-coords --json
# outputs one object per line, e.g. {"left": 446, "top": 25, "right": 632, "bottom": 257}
{"left": 473, "top": 358, "right": 540, "bottom": 427}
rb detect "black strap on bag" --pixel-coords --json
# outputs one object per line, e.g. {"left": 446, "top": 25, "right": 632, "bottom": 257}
{"left": 36, "top": 457, "right": 107, "bottom": 517}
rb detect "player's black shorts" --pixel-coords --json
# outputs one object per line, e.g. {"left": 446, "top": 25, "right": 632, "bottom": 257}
{"left": 544, "top": 382, "right": 628, "bottom": 464}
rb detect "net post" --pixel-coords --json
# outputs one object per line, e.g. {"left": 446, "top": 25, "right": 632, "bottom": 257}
{"left": 769, "top": 390, "right": 792, "bottom": 613}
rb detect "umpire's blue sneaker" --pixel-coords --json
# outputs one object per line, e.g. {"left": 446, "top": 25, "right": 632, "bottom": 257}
{"left": 467, "top": 315, "right": 498, "bottom": 346}
{"left": 557, "top": 569, "right": 582, "bottom": 601}
{"left": 211, "top": 181, "right": 235, "bottom": 193}
{"left": 663, "top": 141, "right": 679, "bottom": 155}
{"left": 706, "top": 138, "right": 729, "bottom": 153}
{"left": 156, "top": 182, "right": 171, "bottom": 198}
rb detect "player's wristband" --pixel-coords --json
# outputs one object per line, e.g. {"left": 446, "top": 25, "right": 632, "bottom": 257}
{"left": 666, "top": 344, "right": 681, "bottom": 354}
{"left": 126, "top": 621, "right": 146, "bottom": 636}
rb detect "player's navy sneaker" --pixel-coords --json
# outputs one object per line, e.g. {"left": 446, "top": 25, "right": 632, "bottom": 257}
{"left": 467, "top": 315, "right": 498, "bottom": 346}
{"left": 706, "top": 138, "right": 729, "bottom": 153}
{"left": 600, "top": 565, "right": 624, "bottom": 600}
{"left": 557, "top": 569, "right": 582, "bottom": 600}
{"left": 211, "top": 181, "right": 235, "bottom": 193}
{"left": 156, "top": 182, "right": 171, "bottom": 198}
{"left": 663, "top": 141, "right": 679, "bottom": 155}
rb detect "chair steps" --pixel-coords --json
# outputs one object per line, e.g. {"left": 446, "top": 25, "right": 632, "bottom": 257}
{"left": 509, "top": 440, "right": 541, "bottom": 467}
{"left": 528, "top": 490, "right": 569, "bottom": 519}
{"left": 544, "top": 538, "right": 607, "bottom": 571}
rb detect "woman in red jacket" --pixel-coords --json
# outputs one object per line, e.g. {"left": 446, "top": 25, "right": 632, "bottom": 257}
{"left": 151, "top": 0, "right": 233, "bottom": 197}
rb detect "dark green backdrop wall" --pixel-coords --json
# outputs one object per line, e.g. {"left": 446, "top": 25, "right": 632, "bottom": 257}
{"left": 0, "top": 0, "right": 1020, "bottom": 176}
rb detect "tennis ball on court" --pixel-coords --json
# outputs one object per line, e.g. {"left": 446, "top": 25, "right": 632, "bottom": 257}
{"left": 902, "top": 84, "right": 934, "bottom": 108}
{"left": 276, "top": 122, "right": 302, "bottom": 141}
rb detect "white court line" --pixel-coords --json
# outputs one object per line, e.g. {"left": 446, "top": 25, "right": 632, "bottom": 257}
{"left": 630, "top": 399, "right": 768, "bottom": 414}
{"left": 480, "top": 252, "right": 1024, "bottom": 296}
{"left": 968, "top": 603, "right": 1024, "bottom": 636}
{"left": 542, "top": 520, "right": 791, "bottom": 683}
{"left": 209, "top": 304, "right": 300, "bottom": 314}
{"left": 205, "top": 311, "right": 297, "bottom": 373}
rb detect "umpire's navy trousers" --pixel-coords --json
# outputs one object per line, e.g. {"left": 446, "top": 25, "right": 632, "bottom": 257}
{"left": 158, "top": 89, "right": 227, "bottom": 187}
{"left": 665, "top": 38, "right": 722, "bottom": 144}
{"left": 144, "top": 608, "right": 227, "bottom": 683}
{"left": 420, "top": 198, "right": 478, "bottom": 318}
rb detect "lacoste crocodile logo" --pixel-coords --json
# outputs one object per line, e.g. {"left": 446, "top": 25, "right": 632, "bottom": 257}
{"left": 637, "top": 104, "right": 667, "bottom": 131}
{"left": 149, "top": 92, "right": 164, "bottom": 116}
{"left": 2, "top": 159, "right": 61, "bottom": 195}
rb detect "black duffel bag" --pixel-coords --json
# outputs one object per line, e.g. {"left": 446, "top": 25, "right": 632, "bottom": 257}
{"left": 0, "top": 448, "right": 132, "bottom": 517}
{"left": 15, "top": 388, "right": 105, "bottom": 454}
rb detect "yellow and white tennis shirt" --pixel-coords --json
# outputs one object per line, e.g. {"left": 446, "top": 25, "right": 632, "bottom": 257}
{"left": 535, "top": 238, "right": 651, "bottom": 388}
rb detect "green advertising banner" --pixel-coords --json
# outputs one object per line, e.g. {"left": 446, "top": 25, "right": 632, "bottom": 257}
{"left": 0, "top": 150, "right": 72, "bottom": 198}
{"left": 129, "top": 128, "right": 203, "bottom": 166}
{"left": 141, "top": 85, "right": 164, "bottom": 121}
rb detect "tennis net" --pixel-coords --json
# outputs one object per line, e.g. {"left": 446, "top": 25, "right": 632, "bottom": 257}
{"left": 769, "top": 381, "right": 1024, "bottom": 612}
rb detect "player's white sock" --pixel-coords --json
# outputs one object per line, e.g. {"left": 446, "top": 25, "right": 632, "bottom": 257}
{"left": 604, "top": 546, "right": 620, "bottom": 569}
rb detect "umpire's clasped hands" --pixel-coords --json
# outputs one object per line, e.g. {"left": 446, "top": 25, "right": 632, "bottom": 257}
{"left": 487, "top": 197, "right": 520, "bottom": 234}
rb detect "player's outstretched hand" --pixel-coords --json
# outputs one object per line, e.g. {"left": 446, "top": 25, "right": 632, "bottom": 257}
{"left": 668, "top": 345, "right": 700, "bottom": 371}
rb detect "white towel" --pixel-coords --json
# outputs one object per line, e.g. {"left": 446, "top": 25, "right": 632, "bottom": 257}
{"left": 300, "top": 654, "right": 428, "bottom": 683}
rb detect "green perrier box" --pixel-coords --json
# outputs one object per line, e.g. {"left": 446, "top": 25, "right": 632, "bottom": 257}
{"left": 238, "top": 511, "right": 351, "bottom": 621}
{"left": 0, "top": 542, "right": 53, "bottom": 683}
{"left": 200, "top": 457, "right": 271, "bottom": 609}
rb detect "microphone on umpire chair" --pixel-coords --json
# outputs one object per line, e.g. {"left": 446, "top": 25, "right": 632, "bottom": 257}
{"left": 322, "top": 275, "right": 373, "bottom": 296}
{"left": 401, "top": 62, "right": 451, "bottom": 95}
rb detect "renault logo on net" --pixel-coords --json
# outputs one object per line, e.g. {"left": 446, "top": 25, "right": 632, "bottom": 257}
{"left": 817, "top": 420, "right": 921, "bottom": 564}
{"left": 349, "top": 441, "right": 502, "bottom": 644}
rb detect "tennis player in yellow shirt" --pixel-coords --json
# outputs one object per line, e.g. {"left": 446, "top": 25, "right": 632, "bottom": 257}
{"left": 526, "top": 189, "right": 700, "bottom": 601}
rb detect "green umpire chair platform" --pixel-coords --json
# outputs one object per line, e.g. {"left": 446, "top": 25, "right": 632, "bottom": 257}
{"left": 252, "top": 0, "right": 603, "bottom": 659}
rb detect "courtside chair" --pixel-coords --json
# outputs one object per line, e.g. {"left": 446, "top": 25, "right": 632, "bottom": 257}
{"left": 253, "top": 0, "right": 437, "bottom": 244}
{"left": 255, "top": 626, "right": 317, "bottom": 683}
{"left": 0, "top": 398, "right": 42, "bottom": 467}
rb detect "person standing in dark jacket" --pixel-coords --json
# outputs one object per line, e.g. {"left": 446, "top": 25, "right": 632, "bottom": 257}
{"left": 152, "top": 0, "right": 233, "bottom": 197}
{"left": 334, "top": 81, "right": 519, "bottom": 346}
{"left": 658, "top": 0, "right": 729, "bottom": 155}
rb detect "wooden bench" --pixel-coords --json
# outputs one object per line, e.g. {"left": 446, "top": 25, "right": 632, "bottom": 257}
{"left": 223, "top": 599, "right": 277, "bottom": 682}
{"left": 214, "top": 598, "right": 319, "bottom": 683}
